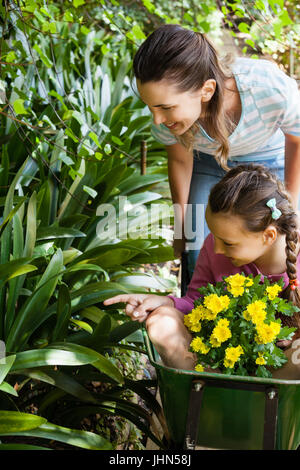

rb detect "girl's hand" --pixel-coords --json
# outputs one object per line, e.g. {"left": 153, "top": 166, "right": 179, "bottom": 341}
{"left": 103, "top": 294, "right": 174, "bottom": 323}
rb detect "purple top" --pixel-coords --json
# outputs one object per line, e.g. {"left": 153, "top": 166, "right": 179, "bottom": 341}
{"left": 169, "top": 233, "right": 300, "bottom": 314}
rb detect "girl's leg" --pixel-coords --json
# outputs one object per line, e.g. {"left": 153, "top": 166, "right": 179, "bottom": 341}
{"left": 145, "top": 306, "right": 196, "bottom": 370}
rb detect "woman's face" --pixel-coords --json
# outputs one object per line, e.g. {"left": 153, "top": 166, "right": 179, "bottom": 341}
{"left": 136, "top": 79, "right": 205, "bottom": 135}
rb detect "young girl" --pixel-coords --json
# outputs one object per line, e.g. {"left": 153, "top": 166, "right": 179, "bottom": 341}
{"left": 104, "top": 164, "right": 300, "bottom": 378}
{"left": 132, "top": 24, "right": 300, "bottom": 275}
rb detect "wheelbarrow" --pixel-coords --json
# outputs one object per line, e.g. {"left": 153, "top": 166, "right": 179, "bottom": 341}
{"left": 142, "top": 252, "right": 300, "bottom": 450}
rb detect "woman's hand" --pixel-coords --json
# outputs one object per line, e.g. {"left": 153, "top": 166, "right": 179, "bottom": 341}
{"left": 103, "top": 294, "right": 174, "bottom": 323}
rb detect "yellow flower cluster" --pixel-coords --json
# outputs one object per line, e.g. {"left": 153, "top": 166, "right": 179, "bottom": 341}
{"left": 210, "top": 318, "right": 232, "bottom": 346}
{"left": 265, "top": 284, "right": 282, "bottom": 300}
{"left": 223, "top": 345, "right": 244, "bottom": 368}
{"left": 255, "top": 321, "right": 281, "bottom": 345}
{"left": 242, "top": 299, "right": 281, "bottom": 344}
{"left": 195, "top": 364, "right": 204, "bottom": 372}
{"left": 243, "top": 300, "right": 267, "bottom": 324}
{"left": 225, "top": 273, "right": 254, "bottom": 297}
{"left": 190, "top": 336, "right": 210, "bottom": 354}
{"left": 203, "top": 294, "right": 230, "bottom": 315}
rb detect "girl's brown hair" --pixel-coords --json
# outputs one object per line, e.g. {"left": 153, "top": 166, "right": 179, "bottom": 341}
{"left": 133, "top": 24, "right": 235, "bottom": 170}
{"left": 208, "top": 164, "right": 300, "bottom": 331}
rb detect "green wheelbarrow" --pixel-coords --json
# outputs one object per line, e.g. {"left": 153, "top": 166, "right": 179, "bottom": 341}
{"left": 142, "top": 253, "right": 300, "bottom": 450}
{"left": 143, "top": 329, "right": 300, "bottom": 450}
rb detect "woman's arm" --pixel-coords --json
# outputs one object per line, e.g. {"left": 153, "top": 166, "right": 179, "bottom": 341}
{"left": 166, "top": 143, "right": 194, "bottom": 256}
{"left": 284, "top": 133, "right": 300, "bottom": 210}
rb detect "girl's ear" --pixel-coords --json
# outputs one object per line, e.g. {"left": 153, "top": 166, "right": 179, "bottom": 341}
{"left": 200, "top": 79, "right": 216, "bottom": 102}
{"left": 263, "top": 225, "right": 278, "bottom": 245}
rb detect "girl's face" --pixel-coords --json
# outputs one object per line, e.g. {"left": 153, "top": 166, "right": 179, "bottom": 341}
{"left": 205, "top": 205, "right": 275, "bottom": 267}
{"left": 137, "top": 79, "right": 213, "bottom": 135}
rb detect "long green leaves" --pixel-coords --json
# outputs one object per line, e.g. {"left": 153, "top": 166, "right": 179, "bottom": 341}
{"left": 0, "top": 411, "right": 112, "bottom": 450}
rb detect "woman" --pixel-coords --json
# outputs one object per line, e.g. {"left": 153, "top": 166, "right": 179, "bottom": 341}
{"left": 132, "top": 24, "right": 300, "bottom": 276}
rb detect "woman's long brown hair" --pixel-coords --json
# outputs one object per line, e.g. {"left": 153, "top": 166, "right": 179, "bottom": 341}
{"left": 133, "top": 24, "right": 235, "bottom": 170}
{"left": 208, "top": 164, "right": 300, "bottom": 331}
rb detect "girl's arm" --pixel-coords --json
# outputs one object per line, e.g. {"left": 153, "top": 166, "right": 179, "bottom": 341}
{"left": 284, "top": 133, "right": 300, "bottom": 210}
{"left": 166, "top": 143, "right": 194, "bottom": 257}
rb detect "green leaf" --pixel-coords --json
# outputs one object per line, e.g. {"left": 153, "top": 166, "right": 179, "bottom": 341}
{"left": 13, "top": 98, "right": 28, "bottom": 115}
{"left": 1, "top": 421, "right": 112, "bottom": 450}
{"left": 0, "top": 411, "right": 47, "bottom": 433}
{"left": 33, "top": 44, "right": 52, "bottom": 68}
{"left": 11, "top": 348, "right": 99, "bottom": 370}
{"left": 0, "top": 258, "right": 37, "bottom": 285}
{"left": 83, "top": 185, "right": 97, "bottom": 198}
{"left": 0, "top": 444, "right": 50, "bottom": 450}
{"left": 73, "top": 0, "right": 85, "bottom": 7}
{"left": 6, "top": 250, "right": 64, "bottom": 351}
{"left": 36, "top": 226, "right": 86, "bottom": 240}
{"left": 24, "top": 191, "right": 36, "bottom": 257}
{"left": 109, "top": 321, "right": 142, "bottom": 343}
{"left": 18, "top": 367, "right": 98, "bottom": 404}
{"left": 0, "top": 381, "right": 18, "bottom": 396}
{"left": 52, "top": 284, "right": 71, "bottom": 342}
{"left": 48, "top": 343, "right": 124, "bottom": 384}
{"left": 71, "top": 318, "right": 93, "bottom": 334}
{"left": 0, "top": 355, "right": 16, "bottom": 385}
{"left": 238, "top": 22, "right": 250, "bottom": 34}
{"left": 129, "top": 24, "right": 146, "bottom": 41}
{"left": 277, "top": 326, "right": 297, "bottom": 340}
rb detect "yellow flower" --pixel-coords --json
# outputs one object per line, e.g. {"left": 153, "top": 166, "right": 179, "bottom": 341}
{"left": 229, "top": 285, "right": 244, "bottom": 297}
{"left": 265, "top": 284, "right": 282, "bottom": 301}
{"left": 225, "top": 273, "right": 246, "bottom": 288}
{"left": 190, "top": 305, "right": 207, "bottom": 321}
{"left": 245, "top": 300, "right": 267, "bottom": 324}
{"left": 243, "top": 310, "right": 252, "bottom": 321}
{"left": 255, "top": 352, "right": 266, "bottom": 365}
{"left": 225, "top": 345, "right": 244, "bottom": 362}
{"left": 223, "top": 345, "right": 243, "bottom": 368}
{"left": 203, "top": 294, "right": 230, "bottom": 315}
{"left": 224, "top": 358, "right": 236, "bottom": 368}
{"left": 190, "top": 337, "right": 210, "bottom": 354}
{"left": 211, "top": 318, "right": 232, "bottom": 344}
{"left": 251, "top": 309, "right": 267, "bottom": 325}
{"left": 203, "top": 309, "right": 218, "bottom": 320}
{"left": 225, "top": 273, "right": 248, "bottom": 297}
{"left": 255, "top": 321, "right": 281, "bottom": 345}
{"left": 209, "top": 334, "right": 222, "bottom": 348}
{"left": 245, "top": 278, "right": 254, "bottom": 287}
{"left": 184, "top": 306, "right": 205, "bottom": 331}
{"left": 183, "top": 314, "right": 193, "bottom": 330}
{"left": 195, "top": 364, "right": 204, "bottom": 372}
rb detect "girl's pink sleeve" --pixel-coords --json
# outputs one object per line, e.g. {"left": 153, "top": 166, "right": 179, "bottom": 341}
{"left": 168, "top": 236, "right": 214, "bottom": 314}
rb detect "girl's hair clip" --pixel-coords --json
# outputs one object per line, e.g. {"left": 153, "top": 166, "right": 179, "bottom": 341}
{"left": 266, "top": 198, "right": 282, "bottom": 220}
{"left": 289, "top": 279, "right": 300, "bottom": 291}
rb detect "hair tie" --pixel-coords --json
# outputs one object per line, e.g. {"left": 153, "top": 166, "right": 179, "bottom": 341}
{"left": 289, "top": 279, "right": 300, "bottom": 291}
{"left": 266, "top": 198, "right": 282, "bottom": 220}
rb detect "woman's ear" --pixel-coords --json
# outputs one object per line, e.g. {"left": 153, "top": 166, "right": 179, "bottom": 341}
{"left": 263, "top": 225, "right": 278, "bottom": 245}
{"left": 200, "top": 79, "right": 216, "bottom": 102}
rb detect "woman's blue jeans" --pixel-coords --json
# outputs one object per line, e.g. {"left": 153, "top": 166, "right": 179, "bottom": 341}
{"left": 185, "top": 151, "right": 286, "bottom": 278}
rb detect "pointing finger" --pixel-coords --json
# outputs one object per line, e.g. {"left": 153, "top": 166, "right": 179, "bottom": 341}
{"left": 103, "top": 295, "right": 131, "bottom": 305}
